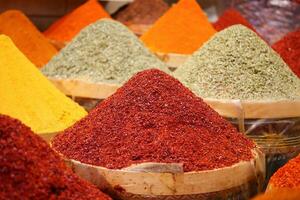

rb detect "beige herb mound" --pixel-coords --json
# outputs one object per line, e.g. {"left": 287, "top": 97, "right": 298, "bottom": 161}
{"left": 174, "top": 25, "right": 300, "bottom": 101}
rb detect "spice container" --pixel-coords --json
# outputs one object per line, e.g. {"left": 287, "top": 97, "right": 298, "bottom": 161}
{"left": 204, "top": 98, "right": 300, "bottom": 186}
{"left": 61, "top": 148, "right": 265, "bottom": 200}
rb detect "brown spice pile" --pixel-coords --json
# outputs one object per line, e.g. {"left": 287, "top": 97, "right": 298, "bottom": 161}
{"left": 52, "top": 69, "right": 254, "bottom": 172}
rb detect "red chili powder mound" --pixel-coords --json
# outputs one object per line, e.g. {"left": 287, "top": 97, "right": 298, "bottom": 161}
{"left": 213, "top": 8, "right": 257, "bottom": 32}
{"left": 269, "top": 154, "right": 300, "bottom": 189}
{"left": 52, "top": 69, "right": 255, "bottom": 172}
{"left": 44, "top": 0, "right": 110, "bottom": 43}
{"left": 0, "top": 114, "right": 111, "bottom": 200}
{"left": 272, "top": 29, "right": 300, "bottom": 78}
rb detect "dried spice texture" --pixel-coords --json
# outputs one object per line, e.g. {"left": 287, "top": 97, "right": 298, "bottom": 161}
{"left": 174, "top": 25, "right": 300, "bottom": 100}
{"left": 42, "top": 19, "right": 168, "bottom": 84}
{"left": 0, "top": 10, "right": 57, "bottom": 68}
{"left": 0, "top": 35, "right": 86, "bottom": 134}
{"left": 0, "top": 114, "right": 111, "bottom": 200}
{"left": 269, "top": 154, "right": 300, "bottom": 189}
{"left": 140, "top": 0, "right": 216, "bottom": 54}
{"left": 52, "top": 69, "right": 254, "bottom": 172}
{"left": 213, "top": 8, "right": 257, "bottom": 32}
{"left": 44, "top": 0, "right": 110, "bottom": 42}
{"left": 114, "top": 0, "right": 169, "bottom": 25}
{"left": 272, "top": 29, "right": 300, "bottom": 78}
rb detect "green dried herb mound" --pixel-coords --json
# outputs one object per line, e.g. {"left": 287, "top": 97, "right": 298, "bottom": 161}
{"left": 42, "top": 19, "right": 168, "bottom": 84}
{"left": 174, "top": 25, "right": 300, "bottom": 101}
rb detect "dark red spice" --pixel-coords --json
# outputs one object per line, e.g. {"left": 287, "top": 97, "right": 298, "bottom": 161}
{"left": 269, "top": 154, "right": 300, "bottom": 189}
{"left": 213, "top": 8, "right": 257, "bottom": 33}
{"left": 0, "top": 114, "right": 111, "bottom": 200}
{"left": 52, "top": 69, "right": 255, "bottom": 172}
{"left": 272, "top": 29, "right": 300, "bottom": 78}
{"left": 114, "top": 0, "right": 169, "bottom": 25}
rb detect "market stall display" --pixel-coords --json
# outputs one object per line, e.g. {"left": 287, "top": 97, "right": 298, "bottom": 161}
{"left": 0, "top": 114, "right": 111, "bottom": 200}
{"left": 52, "top": 69, "right": 265, "bottom": 200}
{"left": 0, "top": 10, "right": 57, "bottom": 68}
{"left": 44, "top": 0, "right": 110, "bottom": 44}
{"left": 0, "top": 35, "right": 86, "bottom": 136}
{"left": 174, "top": 24, "right": 300, "bottom": 185}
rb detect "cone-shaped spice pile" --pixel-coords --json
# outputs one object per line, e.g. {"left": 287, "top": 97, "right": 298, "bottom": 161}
{"left": 140, "top": 0, "right": 216, "bottom": 54}
{"left": 213, "top": 8, "right": 257, "bottom": 32}
{"left": 0, "top": 35, "right": 86, "bottom": 133}
{"left": 52, "top": 69, "right": 254, "bottom": 172}
{"left": 269, "top": 154, "right": 300, "bottom": 189}
{"left": 272, "top": 29, "right": 300, "bottom": 78}
{"left": 42, "top": 19, "right": 168, "bottom": 84}
{"left": 0, "top": 10, "right": 57, "bottom": 68}
{"left": 44, "top": 0, "right": 110, "bottom": 43}
{"left": 174, "top": 25, "right": 300, "bottom": 100}
{"left": 114, "top": 0, "right": 169, "bottom": 25}
{"left": 0, "top": 114, "right": 111, "bottom": 200}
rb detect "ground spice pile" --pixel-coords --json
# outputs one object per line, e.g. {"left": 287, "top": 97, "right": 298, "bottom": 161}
{"left": 42, "top": 19, "right": 167, "bottom": 84}
{"left": 174, "top": 25, "right": 300, "bottom": 100}
{"left": 272, "top": 29, "right": 300, "bottom": 78}
{"left": 114, "top": 0, "right": 169, "bottom": 25}
{"left": 0, "top": 35, "right": 86, "bottom": 134}
{"left": 0, "top": 114, "right": 111, "bottom": 200}
{"left": 269, "top": 154, "right": 300, "bottom": 189}
{"left": 44, "top": 0, "right": 110, "bottom": 43}
{"left": 213, "top": 8, "right": 257, "bottom": 32}
{"left": 0, "top": 10, "right": 57, "bottom": 68}
{"left": 140, "top": 0, "right": 216, "bottom": 54}
{"left": 253, "top": 189, "right": 300, "bottom": 200}
{"left": 52, "top": 69, "right": 254, "bottom": 172}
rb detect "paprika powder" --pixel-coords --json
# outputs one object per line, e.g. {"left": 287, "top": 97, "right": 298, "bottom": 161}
{"left": 272, "top": 29, "right": 300, "bottom": 78}
{"left": 44, "top": 0, "right": 110, "bottom": 43}
{"left": 52, "top": 69, "right": 255, "bottom": 172}
{"left": 0, "top": 114, "right": 111, "bottom": 200}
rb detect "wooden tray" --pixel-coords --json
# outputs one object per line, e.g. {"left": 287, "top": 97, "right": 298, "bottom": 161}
{"left": 155, "top": 52, "right": 189, "bottom": 69}
{"left": 61, "top": 148, "right": 265, "bottom": 199}
{"left": 49, "top": 78, "right": 120, "bottom": 99}
{"left": 204, "top": 98, "right": 300, "bottom": 119}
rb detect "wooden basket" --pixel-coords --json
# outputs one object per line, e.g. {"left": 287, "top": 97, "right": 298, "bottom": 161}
{"left": 62, "top": 148, "right": 265, "bottom": 200}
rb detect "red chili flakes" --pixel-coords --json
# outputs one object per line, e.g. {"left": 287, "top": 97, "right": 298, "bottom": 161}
{"left": 0, "top": 114, "right": 111, "bottom": 200}
{"left": 269, "top": 154, "right": 300, "bottom": 189}
{"left": 272, "top": 29, "right": 300, "bottom": 78}
{"left": 52, "top": 69, "right": 255, "bottom": 172}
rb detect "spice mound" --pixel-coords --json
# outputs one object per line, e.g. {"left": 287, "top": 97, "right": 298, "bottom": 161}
{"left": 44, "top": 0, "right": 110, "bottom": 43}
{"left": 140, "top": 0, "right": 216, "bottom": 54}
{"left": 213, "top": 8, "right": 257, "bottom": 33}
{"left": 42, "top": 19, "right": 168, "bottom": 85}
{"left": 0, "top": 35, "right": 86, "bottom": 134}
{"left": 52, "top": 69, "right": 255, "bottom": 172}
{"left": 269, "top": 154, "right": 300, "bottom": 189}
{"left": 272, "top": 29, "right": 300, "bottom": 78}
{"left": 114, "top": 0, "right": 169, "bottom": 25}
{"left": 174, "top": 25, "right": 300, "bottom": 101}
{"left": 252, "top": 189, "right": 300, "bottom": 200}
{"left": 0, "top": 114, "right": 111, "bottom": 200}
{"left": 0, "top": 10, "right": 57, "bottom": 68}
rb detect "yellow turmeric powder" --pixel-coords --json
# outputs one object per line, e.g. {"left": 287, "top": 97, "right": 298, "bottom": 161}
{"left": 0, "top": 35, "right": 87, "bottom": 134}
{"left": 0, "top": 10, "right": 57, "bottom": 68}
{"left": 141, "top": 0, "right": 216, "bottom": 54}
{"left": 44, "top": 0, "right": 110, "bottom": 43}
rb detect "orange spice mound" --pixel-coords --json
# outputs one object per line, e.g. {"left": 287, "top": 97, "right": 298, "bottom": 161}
{"left": 0, "top": 10, "right": 57, "bottom": 68}
{"left": 213, "top": 8, "right": 257, "bottom": 32}
{"left": 44, "top": 0, "right": 110, "bottom": 43}
{"left": 269, "top": 154, "right": 300, "bottom": 189}
{"left": 140, "top": 0, "right": 216, "bottom": 54}
{"left": 252, "top": 189, "right": 300, "bottom": 200}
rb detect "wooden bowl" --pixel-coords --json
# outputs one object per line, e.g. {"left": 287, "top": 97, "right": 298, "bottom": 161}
{"left": 60, "top": 148, "right": 265, "bottom": 200}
